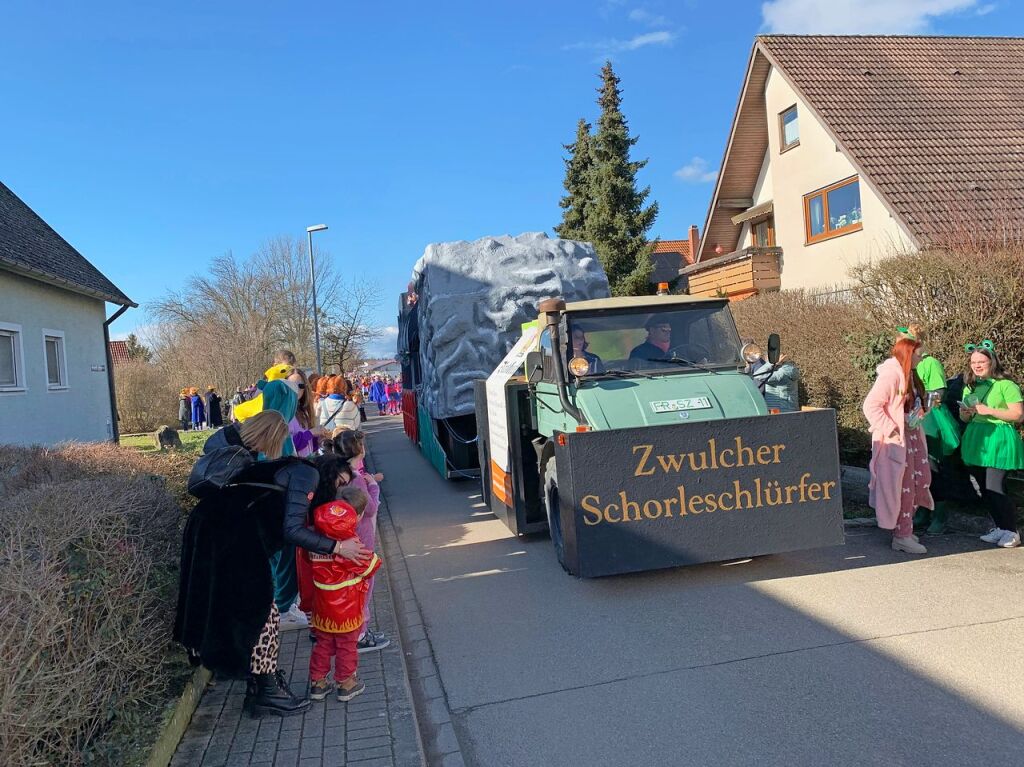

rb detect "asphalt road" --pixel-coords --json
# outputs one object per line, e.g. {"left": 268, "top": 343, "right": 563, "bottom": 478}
{"left": 366, "top": 416, "right": 1024, "bottom": 767}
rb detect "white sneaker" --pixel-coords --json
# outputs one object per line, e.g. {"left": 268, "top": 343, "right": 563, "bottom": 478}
{"left": 892, "top": 536, "right": 927, "bottom": 554}
{"left": 997, "top": 531, "right": 1021, "bottom": 548}
{"left": 280, "top": 603, "right": 309, "bottom": 631}
{"left": 980, "top": 528, "right": 1006, "bottom": 544}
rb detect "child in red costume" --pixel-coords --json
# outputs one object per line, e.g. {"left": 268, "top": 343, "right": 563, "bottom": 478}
{"left": 308, "top": 486, "right": 381, "bottom": 702}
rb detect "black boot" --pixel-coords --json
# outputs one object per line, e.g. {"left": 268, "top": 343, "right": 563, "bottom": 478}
{"left": 243, "top": 670, "right": 310, "bottom": 718}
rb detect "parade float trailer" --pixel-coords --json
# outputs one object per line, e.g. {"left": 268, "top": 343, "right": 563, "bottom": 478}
{"left": 473, "top": 294, "right": 845, "bottom": 577}
{"left": 398, "top": 234, "right": 844, "bottom": 577}
{"left": 396, "top": 232, "right": 611, "bottom": 479}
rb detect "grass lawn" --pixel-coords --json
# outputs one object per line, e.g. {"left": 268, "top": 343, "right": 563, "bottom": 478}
{"left": 120, "top": 429, "right": 208, "bottom": 454}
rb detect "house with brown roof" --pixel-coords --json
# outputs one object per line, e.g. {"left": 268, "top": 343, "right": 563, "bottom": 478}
{"left": 688, "top": 35, "right": 1024, "bottom": 299}
{"left": 0, "top": 181, "right": 136, "bottom": 444}
{"left": 649, "top": 225, "right": 700, "bottom": 287}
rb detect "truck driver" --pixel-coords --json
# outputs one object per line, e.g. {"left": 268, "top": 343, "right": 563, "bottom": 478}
{"left": 629, "top": 316, "right": 673, "bottom": 361}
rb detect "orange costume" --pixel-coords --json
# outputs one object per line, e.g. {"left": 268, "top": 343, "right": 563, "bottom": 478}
{"left": 308, "top": 501, "right": 381, "bottom": 634}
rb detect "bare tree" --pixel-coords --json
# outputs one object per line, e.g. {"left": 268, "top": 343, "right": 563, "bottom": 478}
{"left": 144, "top": 238, "right": 383, "bottom": 404}
{"left": 254, "top": 235, "right": 342, "bottom": 365}
{"left": 321, "top": 279, "right": 383, "bottom": 374}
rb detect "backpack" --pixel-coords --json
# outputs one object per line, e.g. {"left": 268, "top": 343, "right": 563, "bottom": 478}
{"left": 187, "top": 445, "right": 258, "bottom": 498}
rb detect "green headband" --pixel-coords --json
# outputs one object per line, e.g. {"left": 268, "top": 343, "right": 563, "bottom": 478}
{"left": 896, "top": 326, "right": 915, "bottom": 339}
{"left": 965, "top": 339, "right": 996, "bottom": 354}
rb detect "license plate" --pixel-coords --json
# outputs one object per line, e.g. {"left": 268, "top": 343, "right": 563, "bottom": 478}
{"left": 650, "top": 397, "right": 712, "bottom": 414}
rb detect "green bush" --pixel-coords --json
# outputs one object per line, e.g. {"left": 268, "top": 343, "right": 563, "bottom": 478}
{"left": 0, "top": 443, "right": 189, "bottom": 766}
{"left": 850, "top": 246, "right": 1024, "bottom": 381}
{"left": 732, "top": 245, "right": 1024, "bottom": 465}
{"left": 732, "top": 288, "right": 876, "bottom": 464}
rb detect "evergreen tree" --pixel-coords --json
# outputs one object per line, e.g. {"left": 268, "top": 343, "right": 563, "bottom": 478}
{"left": 554, "top": 118, "right": 594, "bottom": 241}
{"left": 587, "top": 61, "right": 658, "bottom": 296}
{"left": 124, "top": 332, "right": 152, "bottom": 362}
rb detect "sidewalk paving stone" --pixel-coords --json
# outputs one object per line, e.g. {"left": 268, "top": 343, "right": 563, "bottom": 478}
{"left": 171, "top": 535, "right": 424, "bottom": 767}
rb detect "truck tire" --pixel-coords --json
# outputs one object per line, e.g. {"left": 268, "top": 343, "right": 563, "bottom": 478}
{"left": 543, "top": 456, "right": 569, "bottom": 571}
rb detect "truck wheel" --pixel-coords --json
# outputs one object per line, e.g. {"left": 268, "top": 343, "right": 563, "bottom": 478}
{"left": 543, "top": 457, "right": 568, "bottom": 571}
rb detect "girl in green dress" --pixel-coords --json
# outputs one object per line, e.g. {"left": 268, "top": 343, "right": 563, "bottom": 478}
{"left": 958, "top": 341, "right": 1024, "bottom": 548}
{"left": 900, "top": 325, "right": 961, "bottom": 534}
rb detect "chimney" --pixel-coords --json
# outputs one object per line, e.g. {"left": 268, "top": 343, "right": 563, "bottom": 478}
{"left": 687, "top": 225, "right": 700, "bottom": 264}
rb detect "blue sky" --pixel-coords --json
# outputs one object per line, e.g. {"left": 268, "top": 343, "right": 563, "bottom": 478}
{"left": 2, "top": 0, "right": 1019, "bottom": 356}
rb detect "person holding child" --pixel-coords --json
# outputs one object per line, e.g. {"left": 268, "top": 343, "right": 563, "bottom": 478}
{"left": 959, "top": 340, "right": 1024, "bottom": 548}
{"left": 862, "top": 336, "right": 934, "bottom": 554}
{"left": 308, "top": 485, "right": 381, "bottom": 702}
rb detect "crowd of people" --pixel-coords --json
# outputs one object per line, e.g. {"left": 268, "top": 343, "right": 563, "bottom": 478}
{"left": 174, "top": 350, "right": 406, "bottom": 718}
{"left": 864, "top": 324, "right": 1023, "bottom": 555}
{"left": 177, "top": 387, "right": 224, "bottom": 431}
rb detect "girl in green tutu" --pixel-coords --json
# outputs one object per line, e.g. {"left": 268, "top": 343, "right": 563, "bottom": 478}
{"left": 958, "top": 340, "right": 1024, "bottom": 548}
{"left": 899, "top": 325, "right": 961, "bottom": 534}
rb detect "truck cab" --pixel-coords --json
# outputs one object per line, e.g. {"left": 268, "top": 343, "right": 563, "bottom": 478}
{"left": 532, "top": 294, "right": 768, "bottom": 439}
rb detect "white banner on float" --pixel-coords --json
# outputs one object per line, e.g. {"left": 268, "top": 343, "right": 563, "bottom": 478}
{"left": 485, "top": 324, "right": 541, "bottom": 506}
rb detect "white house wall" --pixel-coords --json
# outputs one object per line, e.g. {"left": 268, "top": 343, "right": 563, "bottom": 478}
{"left": 739, "top": 149, "right": 774, "bottom": 246}
{"left": 0, "top": 271, "right": 115, "bottom": 445}
{"left": 763, "top": 65, "right": 916, "bottom": 291}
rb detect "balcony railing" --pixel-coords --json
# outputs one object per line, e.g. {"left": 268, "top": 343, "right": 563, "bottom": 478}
{"left": 681, "top": 247, "right": 782, "bottom": 300}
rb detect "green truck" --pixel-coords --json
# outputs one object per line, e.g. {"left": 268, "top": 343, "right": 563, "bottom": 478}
{"left": 475, "top": 293, "right": 844, "bottom": 577}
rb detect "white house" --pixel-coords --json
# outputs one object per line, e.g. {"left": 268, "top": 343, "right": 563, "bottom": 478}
{"left": 0, "top": 181, "right": 136, "bottom": 445}
{"left": 686, "top": 35, "right": 1024, "bottom": 299}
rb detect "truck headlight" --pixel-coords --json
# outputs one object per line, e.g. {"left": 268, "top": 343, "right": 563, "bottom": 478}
{"left": 569, "top": 357, "right": 590, "bottom": 377}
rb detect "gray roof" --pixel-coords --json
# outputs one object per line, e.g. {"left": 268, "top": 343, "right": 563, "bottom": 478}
{"left": 0, "top": 181, "right": 136, "bottom": 306}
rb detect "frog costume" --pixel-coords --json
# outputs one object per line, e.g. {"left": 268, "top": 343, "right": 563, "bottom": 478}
{"left": 917, "top": 355, "right": 961, "bottom": 458}
{"left": 961, "top": 377, "right": 1024, "bottom": 471}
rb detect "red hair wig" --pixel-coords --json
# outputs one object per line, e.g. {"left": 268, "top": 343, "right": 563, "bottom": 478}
{"left": 891, "top": 338, "right": 925, "bottom": 408}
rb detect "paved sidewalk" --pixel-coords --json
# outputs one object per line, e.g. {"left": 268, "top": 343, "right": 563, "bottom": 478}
{"left": 171, "top": 556, "right": 423, "bottom": 767}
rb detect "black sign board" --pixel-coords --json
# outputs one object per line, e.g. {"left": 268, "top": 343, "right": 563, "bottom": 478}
{"left": 552, "top": 409, "right": 845, "bottom": 577}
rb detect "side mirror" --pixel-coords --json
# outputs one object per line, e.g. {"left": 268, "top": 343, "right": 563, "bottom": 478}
{"left": 525, "top": 351, "right": 545, "bottom": 383}
{"left": 767, "top": 333, "right": 781, "bottom": 365}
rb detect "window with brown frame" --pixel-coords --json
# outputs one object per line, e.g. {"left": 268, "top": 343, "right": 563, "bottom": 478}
{"left": 751, "top": 217, "right": 775, "bottom": 247}
{"left": 803, "top": 177, "right": 863, "bottom": 244}
{"left": 779, "top": 105, "right": 799, "bottom": 151}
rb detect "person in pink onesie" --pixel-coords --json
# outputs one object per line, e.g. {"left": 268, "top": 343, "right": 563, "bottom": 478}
{"left": 333, "top": 429, "right": 391, "bottom": 652}
{"left": 863, "top": 336, "right": 934, "bottom": 555}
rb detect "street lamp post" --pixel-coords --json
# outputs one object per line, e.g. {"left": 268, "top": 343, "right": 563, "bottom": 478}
{"left": 306, "top": 224, "right": 328, "bottom": 374}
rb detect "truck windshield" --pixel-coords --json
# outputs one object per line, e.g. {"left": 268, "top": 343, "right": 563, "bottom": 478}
{"left": 567, "top": 304, "right": 743, "bottom": 374}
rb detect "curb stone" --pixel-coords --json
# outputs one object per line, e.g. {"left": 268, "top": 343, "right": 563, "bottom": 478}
{"left": 367, "top": 442, "right": 467, "bottom": 767}
{"left": 145, "top": 665, "right": 212, "bottom": 767}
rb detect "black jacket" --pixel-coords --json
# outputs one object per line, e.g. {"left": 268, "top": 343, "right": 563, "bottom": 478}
{"left": 205, "top": 392, "right": 223, "bottom": 428}
{"left": 173, "top": 455, "right": 331, "bottom": 676}
{"left": 629, "top": 341, "right": 668, "bottom": 362}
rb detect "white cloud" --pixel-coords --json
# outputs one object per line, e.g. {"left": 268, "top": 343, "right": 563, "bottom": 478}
{"left": 761, "top": 0, "right": 978, "bottom": 34}
{"left": 628, "top": 8, "right": 670, "bottom": 26}
{"left": 674, "top": 157, "right": 718, "bottom": 184}
{"left": 564, "top": 30, "right": 676, "bottom": 54}
{"left": 976, "top": 2, "right": 996, "bottom": 14}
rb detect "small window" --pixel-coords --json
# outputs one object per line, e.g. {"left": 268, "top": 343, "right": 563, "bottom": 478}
{"left": 779, "top": 105, "right": 799, "bottom": 150}
{"left": 803, "top": 177, "right": 863, "bottom": 244}
{"left": 752, "top": 218, "right": 775, "bottom": 248}
{"left": 42, "top": 330, "right": 68, "bottom": 389}
{"left": 0, "top": 323, "right": 25, "bottom": 391}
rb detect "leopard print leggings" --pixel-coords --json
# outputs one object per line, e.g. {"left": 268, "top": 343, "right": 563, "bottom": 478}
{"left": 250, "top": 603, "right": 280, "bottom": 674}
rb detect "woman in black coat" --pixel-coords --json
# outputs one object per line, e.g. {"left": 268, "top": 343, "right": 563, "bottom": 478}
{"left": 205, "top": 387, "right": 224, "bottom": 428}
{"left": 174, "top": 411, "right": 369, "bottom": 717}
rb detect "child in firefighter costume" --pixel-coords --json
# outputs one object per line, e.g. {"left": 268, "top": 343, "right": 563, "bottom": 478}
{"left": 307, "top": 486, "right": 381, "bottom": 702}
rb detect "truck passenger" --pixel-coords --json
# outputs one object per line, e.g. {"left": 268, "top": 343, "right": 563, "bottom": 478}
{"left": 571, "top": 327, "right": 605, "bottom": 374}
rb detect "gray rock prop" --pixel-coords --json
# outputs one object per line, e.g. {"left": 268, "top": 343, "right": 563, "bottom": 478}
{"left": 413, "top": 232, "right": 610, "bottom": 420}
{"left": 154, "top": 425, "right": 183, "bottom": 451}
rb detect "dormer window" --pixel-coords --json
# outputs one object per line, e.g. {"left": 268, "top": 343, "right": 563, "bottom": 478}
{"left": 779, "top": 105, "right": 799, "bottom": 151}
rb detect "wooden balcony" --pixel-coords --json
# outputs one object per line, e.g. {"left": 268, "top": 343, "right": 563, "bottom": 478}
{"left": 681, "top": 247, "right": 782, "bottom": 301}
